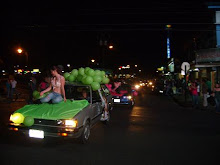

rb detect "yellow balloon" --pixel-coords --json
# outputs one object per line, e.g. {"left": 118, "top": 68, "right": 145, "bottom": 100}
{"left": 10, "top": 113, "right": 24, "bottom": 124}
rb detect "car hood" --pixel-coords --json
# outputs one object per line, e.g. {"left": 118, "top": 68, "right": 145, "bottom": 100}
{"left": 13, "top": 100, "right": 89, "bottom": 120}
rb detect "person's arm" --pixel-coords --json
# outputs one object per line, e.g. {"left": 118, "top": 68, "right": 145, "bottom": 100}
{"left": 61, "top": 77, "right": 66, "bottom": 102}
{"left": 40, "top": 84, "right": 52, "bottom": 96}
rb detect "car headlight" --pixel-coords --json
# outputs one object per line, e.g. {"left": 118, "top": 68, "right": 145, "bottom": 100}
{"left": 64, "top": 119, "right": 77, "bottom": 128}
{"left": 127, "top": 95, "right": 132, "bottom": 100}
{"left": 135, "top": 85, "right": 140, "bottom": 89}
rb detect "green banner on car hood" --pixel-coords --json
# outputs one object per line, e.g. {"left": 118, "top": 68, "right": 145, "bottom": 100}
{"left": 14, "top": 100, "right": 89, "bottom": 120}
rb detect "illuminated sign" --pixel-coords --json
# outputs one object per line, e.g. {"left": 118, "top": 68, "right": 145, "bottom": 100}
{"left": 167, "top": 38, "right": 171, "bottom": 59}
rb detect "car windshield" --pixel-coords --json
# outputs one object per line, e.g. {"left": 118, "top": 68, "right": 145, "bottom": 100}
{"left": 65, "top": 85, "right": 91, "bottom": 101}
{"left": 119, "top": 84, "right": 132, "bottom": 93}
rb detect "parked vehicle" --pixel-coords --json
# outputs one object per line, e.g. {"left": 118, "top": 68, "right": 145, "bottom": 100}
{"left": 8, "top": 82, "right": 109, "bottom": 144}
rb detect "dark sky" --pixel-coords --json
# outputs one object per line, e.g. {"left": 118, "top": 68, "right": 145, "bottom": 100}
{"left": 1, "top": 0, "right": 218, "bottom": 74}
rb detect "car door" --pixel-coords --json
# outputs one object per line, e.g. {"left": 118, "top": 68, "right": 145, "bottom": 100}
{"left": 91, "top": 90, "right": 103, "bottom": 124}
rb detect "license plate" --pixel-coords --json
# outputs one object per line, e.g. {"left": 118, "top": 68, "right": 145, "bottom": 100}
{"left": 29, "top": 129, "right": 44, "bottom": 139}
{"left": 114, "top": 99, "right": 120, "bottom": 103}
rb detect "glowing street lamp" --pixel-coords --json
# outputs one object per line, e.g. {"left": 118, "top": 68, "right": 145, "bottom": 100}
{"left": 17, "top": 48, "right": 23, "bottom": 54}
{"left": 16, "top": 47, "right": 28, "bottom": 65}
{"left": 91, "top": 59, "right": 95, "bottom": 63}
{"left": 109, "top": 45, "right": 113, "bottom": 49}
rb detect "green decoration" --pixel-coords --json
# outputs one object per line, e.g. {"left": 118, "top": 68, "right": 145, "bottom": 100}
{"left": 101, "top": 71, "right": 106, "bottom": 76}
{"left": 78, "top": 68, "right": 85, "bottom": 75}
{"left": 85, "top": 67, "right": 91, "bottom": 73}
{"left": 91, "top": 82, "right": 100, "bottom": 91}
{"left": 94, "top": 70, "right": 101, "bottom": 76}
{"left": 71, "top": 69, "right": 78, "bottom": 77}
{"left": 87, "top": 69, "right": 95, "bottom": 76}
{"left": 76, "top": 74, "right": 83, "bottom": 82}
{"left": 93, "top": 75, "right": 102, "bottom": 83}
{"left": 33, "top": 90, "right": 39, "bottom": 98}
{"left": 14, "top": 100, "right": 89, "bottom": 120}
{"left": 68, "top": 75, "right": 75, "bottom": 82}
{"left": 102, "top": 77, "right": 110, "bottom": 84}
{"left": 63, "top": 72, "right": 70, "bottom": 79}
{"left": 81, "top": 75, "right": 87, "bottom": 84}
{"left": 23, "top": 116, "right": 34, "bottom": 126}
{"left": 84, "top": 76, "right": 93, "bottom": 85}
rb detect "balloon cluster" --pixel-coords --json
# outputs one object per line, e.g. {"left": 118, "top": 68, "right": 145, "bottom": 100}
{"left": 63, "top": 67, "right": 110, "bottom": 91}
{"left": 10, "top": 113, "right": 34, "bottom": 127}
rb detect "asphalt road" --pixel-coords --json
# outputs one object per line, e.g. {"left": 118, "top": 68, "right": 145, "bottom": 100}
{"left": 1, "top": 92, "right": 220, "bottom": 165}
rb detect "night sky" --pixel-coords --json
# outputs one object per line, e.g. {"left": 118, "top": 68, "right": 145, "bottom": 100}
{"left": 0, "top": 0, "right": 218, "bottom": 74}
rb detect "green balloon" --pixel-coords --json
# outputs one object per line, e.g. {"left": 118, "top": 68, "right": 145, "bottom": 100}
{"left": 87, "top": 69, "right": 95, "bottom": 76}
{"left": 102, "top": 77, "right": 110, "bottom": 84}
{"left": 101, "top": 71, "right": 106, "bottom": 76}
{"left": 33, "top": 90, "right": 39, "bottom": 98}
{"left": 84, "top": 76, "right": 93, "bottom": 85}
{"left": 94, "top": 70, "right": 101, "bottom": 76}
{"left": 71, "top": 69, "right": 78, "bottom": 77}
{"left": 78, "top": 68, "right": 85, "bottom": 75}
{"left": 23, "top": 116, "right": 34, "bottom": 127}
{"left": 81, "top": 75, "right": 87, "bottom": 84}
{"left": 93, "top": 75, "right": 102, "bottom": 83}
{"left": 85, "top": 67, "right": 91, "bottom": 73}
{"left": 91, "top": 82, "right": 100, "bottom": 91}
{"left": 63, "top": 72, "right": 70, "bottom": 79}
{"left": 68, "top": 75, "right": 75, "bottom": 82}
{"left": 76, "top": 74, "right": 83, "bottom": 81}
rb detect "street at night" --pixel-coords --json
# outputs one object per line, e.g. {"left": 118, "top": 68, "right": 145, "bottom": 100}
{"left": 1, "top": 1, "right": 220, "bottom": 165}
{"left": 1, "top": 92, "right": 220, "bottom": 165}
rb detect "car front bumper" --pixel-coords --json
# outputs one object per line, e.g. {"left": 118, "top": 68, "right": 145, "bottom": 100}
{"left": 8, "top": 120, "right": 83, "bottom": 139}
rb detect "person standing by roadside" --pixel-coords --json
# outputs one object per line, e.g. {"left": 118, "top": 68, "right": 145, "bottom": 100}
{"left": 189, "top": 81, "right": 199, "bottom": 109}
{"left": 206, "top": 78, "right": 212, "bottom": 94}
{"left": 201, "top": 79, "right": 208, "bottom": 110}
{"left": 10, "top": 78, "right": 18, "bottom": 101}
{"left": 213, "top": 83, "right": 220, "bottom": 114}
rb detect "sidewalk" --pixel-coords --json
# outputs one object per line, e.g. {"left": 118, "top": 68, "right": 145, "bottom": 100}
{"left": 171, "top": 94, "right": 216, "bottom": 111}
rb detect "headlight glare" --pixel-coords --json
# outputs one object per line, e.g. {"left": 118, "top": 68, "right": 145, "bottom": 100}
{"left": 65, "top": 120, "right": 77, "bottom": 127}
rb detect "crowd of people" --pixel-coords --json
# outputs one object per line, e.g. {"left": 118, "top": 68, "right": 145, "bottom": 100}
{"left": 162, "top": 77, "right": 220, "bottom": 113}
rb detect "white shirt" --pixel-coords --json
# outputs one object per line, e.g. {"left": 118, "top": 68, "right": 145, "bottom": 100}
{"left": 11, "top": 80, "right": 17, "bottom": 88}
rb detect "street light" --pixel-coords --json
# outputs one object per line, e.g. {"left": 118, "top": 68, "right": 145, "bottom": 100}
{"left": 91, "top": 59, "right": 95, "bottom": 63}
{"left": 109, "top": 45, "right": 113, "bottom": 49}
{"left": 16, "top": 47, "right": 28, "bottom": 65}
{"left": 17, "top": 48, "right": 23, "bottom": 54}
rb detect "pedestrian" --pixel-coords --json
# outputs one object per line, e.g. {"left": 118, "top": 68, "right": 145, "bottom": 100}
{"left": 10, "top": 78, "right": 18, "bottom": 101}
{"left": 206, "top": 78, "right": 212, "bottom": 94}
{"left": 201, "top": 78, "right": 208, "bottom": 110}
{"left": 40, "top": 65, "right": 66, "bottom": 104}
{"left": 212, "top": 83, "right": 220, "bottom": 114}
{"left": 6, "top": 78, "right": 11, "bottom": 98}
{"left": 189, "top": 81, "right": 199, "bottom": 109}
{"left": 165, "top": 80, "right": 172, "bottom": 96}
{"left": 195, "top": 79, "right": 200, "bottom": 96}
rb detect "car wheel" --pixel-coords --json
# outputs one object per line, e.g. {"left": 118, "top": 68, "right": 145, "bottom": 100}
{"left": 79, "top": 120, "right": 90, "bottom": 144}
